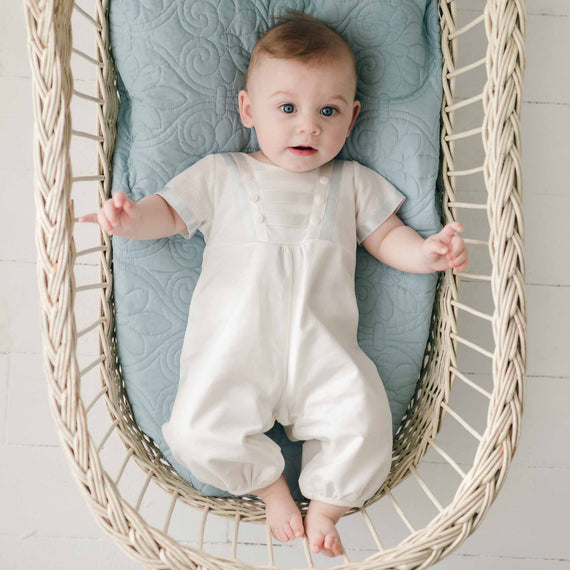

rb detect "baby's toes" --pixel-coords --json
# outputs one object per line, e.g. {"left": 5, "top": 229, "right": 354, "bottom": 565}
{"left": 309, "top": 531, "right": 325, "bottom": 553}
{"left": 290, "top": 514, "right": 305, "bottom": 538}
{"left": 327, "top": 535, "right": 343, "bottom": 557}
{"left": 283, "top": 523, "right": 296, "bottom": 541}
{"left": 320, "top": 534, "right": 339, "bottom": 557}
{"left": 271, "top": 525, "right": 289, "bottom": 542}
{"left": 324, "top": 534, "right": 335, "bottom": 551}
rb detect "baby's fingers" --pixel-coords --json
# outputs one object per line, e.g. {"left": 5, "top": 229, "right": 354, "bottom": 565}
{"left": 449, "top": 233, "right": 465, "bottom": 257}
{"left": 439, "top": 222, "right": 463, "bottom": 246}
{"left": 77, "top": 213, "right": 98, "bottom": 224}
{"left": 450, "top": 250, "right": 469, "bottom": 273}
{"left": 103, "top": 197, "right": 123, "bottom": 226}
{"left": 453, "top": 259, "right": 470, "bottom": 274}
{"left": 97, "top": 209, "right": 116, "bottom": 235}
{"left": 122, "top": 197, "right": 137, "bottom": 218}
{"left": 112, "top": 191, "right": 130, "bottom": 209}
{"left": 113, "top": 191, "right": 137, "bottom": 221}
{"left": 426, "top": 237, "right": 448, "bottom": 256}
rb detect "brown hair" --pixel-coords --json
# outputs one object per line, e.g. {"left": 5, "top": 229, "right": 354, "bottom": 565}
{"left": 244, "top": 11, "right": 357, "bottom": 89}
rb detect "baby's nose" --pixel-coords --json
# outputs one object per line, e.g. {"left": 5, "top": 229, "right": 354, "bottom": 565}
{"left": 298, "top": 114, "right": 320, "bottom": 135}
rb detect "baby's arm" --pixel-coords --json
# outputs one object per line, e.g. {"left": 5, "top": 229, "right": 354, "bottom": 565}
{"left": 78, "top": 191, "right": 186, "bottom": 240}
{"left": 362, "top": 215, "right": 469, "bottom": 274}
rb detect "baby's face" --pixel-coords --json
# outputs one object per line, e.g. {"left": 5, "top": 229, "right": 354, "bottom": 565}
{"left": 239, "top": 55, "right": 361, "bottom": 172}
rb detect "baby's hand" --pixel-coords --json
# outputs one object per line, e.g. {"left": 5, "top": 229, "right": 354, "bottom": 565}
{"left": 78, "top": 191, "right": 140, "bottom": 237}
{"left": 423, "top": 222, "right": 469, "bottom": 274}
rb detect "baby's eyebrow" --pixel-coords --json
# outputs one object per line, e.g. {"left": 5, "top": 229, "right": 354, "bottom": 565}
{"left": 270, "top": 91, "right": 349, "bottom": 105}
{"left": 329, "top": 95, "right": 348, "bottom": 105}
{"left": 324, "top": 95, "right": 349, "bottom": 105}
{"left": 270, "top": 90, "right": 296, "bottom": 99}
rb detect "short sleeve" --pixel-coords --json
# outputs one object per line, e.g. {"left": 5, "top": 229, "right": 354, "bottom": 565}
{"left": 353, "top": 161, "right": 406, "bottom": 245}
{"left": 156, "top": 154, "right": 215, "bottom": 240}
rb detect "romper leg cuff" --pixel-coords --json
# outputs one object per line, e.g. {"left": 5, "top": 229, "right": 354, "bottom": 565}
{"left": 227, "top": 473, "right": 285, "bottom": 498}
{"left": 300, "top": 489, "right": 366, "bottom": 509}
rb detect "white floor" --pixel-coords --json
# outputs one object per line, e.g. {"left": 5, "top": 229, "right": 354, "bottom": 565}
{"left": 1, "top": 1, "right": 569, "bottom": 569}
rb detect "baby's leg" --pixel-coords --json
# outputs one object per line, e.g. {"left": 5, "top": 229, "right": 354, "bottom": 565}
{"left": 253, "top": 475, "right": 305, "bottom": 542}
{"left": 304, "top": 500, "right": 349, "bottom": 557}
{"left": 285, "top": 355, "right": 394, "bottom": 557}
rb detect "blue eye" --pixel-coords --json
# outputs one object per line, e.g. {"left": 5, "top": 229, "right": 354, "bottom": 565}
{"left": 281, "top": 104, "right": 295, "bottom": 114}
{"left": 321, "top": 106, "right": 337, "bottom": 117}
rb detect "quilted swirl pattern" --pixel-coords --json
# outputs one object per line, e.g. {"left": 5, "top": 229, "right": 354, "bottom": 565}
{"left": 110, "top": 0, "right": 442, "bottom": 498}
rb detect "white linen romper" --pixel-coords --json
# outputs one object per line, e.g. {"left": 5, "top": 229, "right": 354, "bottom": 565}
{"left": 159, "top": 152, "right": 405, "bottom": 507}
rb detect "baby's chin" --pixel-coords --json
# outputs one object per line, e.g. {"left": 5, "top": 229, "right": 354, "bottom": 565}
{"left": 273, "top": 148, "right": 334, "bottom": 172}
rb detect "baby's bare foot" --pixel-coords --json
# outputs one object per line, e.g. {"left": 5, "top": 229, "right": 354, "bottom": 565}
{"left": 305, "top": 500, "right": 349, "bottom": 557}
{"left": 253, "top": 475, "right": 304, "bottom": 543}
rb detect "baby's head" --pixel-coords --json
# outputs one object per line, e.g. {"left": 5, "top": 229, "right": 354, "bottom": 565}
{"left": 239, "top": 12, "right": 361, "bottom": 172}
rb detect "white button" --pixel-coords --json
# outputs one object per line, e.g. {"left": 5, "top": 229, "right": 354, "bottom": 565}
{"left": 249, "top": 193, "right": 260, "bottom": 202}
{"left": 319, "top": 176, "right": 329, "bottom": 184}
{"left": 256, "top": 214, "right": 265, "bottom": 223}
{"left": 314, "top": 194, "right": 324, "bottom": 205}
{"left": 310, "top": 215, "right": 321, "bottom": 225}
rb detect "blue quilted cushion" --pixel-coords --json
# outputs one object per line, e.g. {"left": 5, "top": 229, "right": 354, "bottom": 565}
{"left": 109, "top": 0, "right": 442, "bottom": 499}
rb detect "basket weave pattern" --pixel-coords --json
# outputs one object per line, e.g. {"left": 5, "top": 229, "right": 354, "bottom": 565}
{"left": 24, "top": 0, "right": 527, "bottom": 568}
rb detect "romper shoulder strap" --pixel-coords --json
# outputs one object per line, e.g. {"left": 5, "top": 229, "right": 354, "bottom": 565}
{"left": 318, "top": 160, "right": 344, "bottom": 241}
{"left": 222, "top": 153, "right": 269, "bottom": 242}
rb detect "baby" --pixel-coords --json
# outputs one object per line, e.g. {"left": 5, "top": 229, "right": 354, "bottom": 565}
{"left": 81, "top": 12, "right": 468, "bottom": 558}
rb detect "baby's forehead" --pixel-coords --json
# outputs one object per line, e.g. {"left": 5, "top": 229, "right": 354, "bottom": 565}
{"left": 246, "top": 53, "right": 357, "bottom": 90}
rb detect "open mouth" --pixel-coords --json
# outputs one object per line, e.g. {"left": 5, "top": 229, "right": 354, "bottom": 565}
{"left": 289, "top": 145, "right": 317, "bottom": 155}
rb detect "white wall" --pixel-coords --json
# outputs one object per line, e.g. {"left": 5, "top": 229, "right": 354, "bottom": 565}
{"left": 1, "top": 1, "right": 568, "bottom": 568}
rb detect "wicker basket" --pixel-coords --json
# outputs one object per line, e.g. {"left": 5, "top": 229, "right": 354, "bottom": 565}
{"left": 23, "top": 0, "right": 527, "bottom": 568}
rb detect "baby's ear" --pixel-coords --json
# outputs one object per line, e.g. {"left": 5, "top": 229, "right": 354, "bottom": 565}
{"left": 347, "top": 100, "right": 361, "bottom": 137}
{"left": 238, "top": 90, "right": 254, "bottom": 128}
